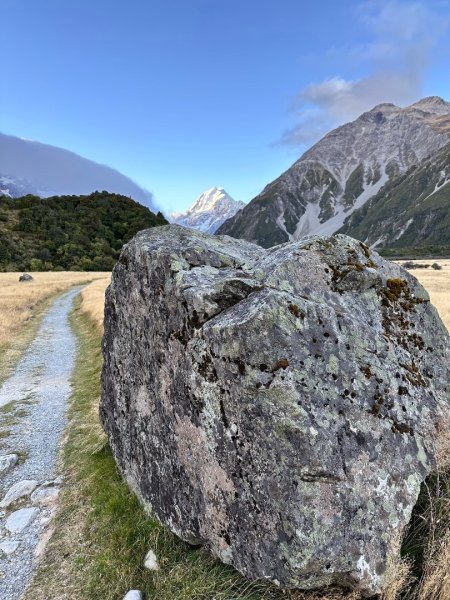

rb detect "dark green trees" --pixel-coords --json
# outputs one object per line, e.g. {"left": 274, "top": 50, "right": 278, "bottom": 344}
{"left": 0, "top": 191, "right": 167, "bottom": 271}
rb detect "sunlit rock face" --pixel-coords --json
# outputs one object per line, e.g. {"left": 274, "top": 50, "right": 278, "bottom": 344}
{"left": 101, "top": 225, "right": 450, "bottom": 597}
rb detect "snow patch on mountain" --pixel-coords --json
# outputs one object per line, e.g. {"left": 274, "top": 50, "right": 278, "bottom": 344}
{"left": 218, "top": 96, "right": 450, "bottom": 247}
{"left": 313, "top": 167, "right": 390, "bottom": 237}
{"left": 0, "top": 175, "right": 42, "bottom": 198}
{"left": 170, "top": 187, "right": 245, "bottom": 234}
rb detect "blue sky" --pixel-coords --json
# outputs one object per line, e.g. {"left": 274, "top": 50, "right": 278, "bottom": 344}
{"left": 1, "top": 0, "right": 450, "bottom": 212}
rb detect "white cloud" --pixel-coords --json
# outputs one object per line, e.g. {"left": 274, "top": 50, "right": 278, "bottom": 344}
{"left": 279, "top": 0, "right": 450, "bottom": 148}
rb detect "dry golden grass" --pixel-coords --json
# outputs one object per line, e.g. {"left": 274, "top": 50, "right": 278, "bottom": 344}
{"left": 0, "top": 272, "right": 109, "bottom": 382}
{"left": 0, "top": 272, "right": 109, "bottom": 348}
{"left": 79, "top": 276, "right": 111, "bottom": 331}
{"left": 418, "top": 533, "right": 450, "bottom": 600}
{"left": 399, "top": 259, "right": 450, "bottom": 332}
{"left": 382, "top": 535, "right": 413, "bottom": 600}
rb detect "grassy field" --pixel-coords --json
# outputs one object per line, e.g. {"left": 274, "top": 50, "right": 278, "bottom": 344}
{"left": 0, "top": 272, "right": 110, "bottom": 383}
{"left": 11, "top": 259, "right": 450, "bottom": 599}
{"left": 398, "top": 259, "right": 450, "bottom": 332}
{"left": 79, "top": 276, "right": 111, "bottom": 330}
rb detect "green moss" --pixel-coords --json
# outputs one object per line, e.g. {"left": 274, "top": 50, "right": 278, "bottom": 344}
{"left": 359, "top": 242, "right": 371, "bottom": 259}
{"left": 383, "top": 278, "right": 408, "bottom": 302}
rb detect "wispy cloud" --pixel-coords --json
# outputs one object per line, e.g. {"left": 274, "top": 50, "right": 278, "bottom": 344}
{"left": 279, "top": 0, "right": 450, "bottom": 148}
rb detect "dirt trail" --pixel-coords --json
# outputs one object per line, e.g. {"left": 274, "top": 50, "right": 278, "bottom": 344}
{"left": 0, "top": 287, "right": 82, "bottom": 600}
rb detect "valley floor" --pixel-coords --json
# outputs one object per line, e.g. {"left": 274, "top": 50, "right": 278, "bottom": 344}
{"left": 399, "top": 259, "right": 450, "bottom": 332}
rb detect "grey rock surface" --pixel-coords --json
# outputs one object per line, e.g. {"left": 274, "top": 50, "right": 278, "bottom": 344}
{"left": 0, "top": 455, "right": 18, "bottom": 476}
{"left": 30, "top": 486, "right": 60, "bottom": 506}
{"left": 0, "top": 541, "right": 19, "bottom": 556}
{"left": 122, "top": 591, "right": 143, "bottom": 600}
{"left": 5, "top": 508, "right": 39, "bottom": 533}
{"left": 18, "top": 273, "right": 33, "bottom": 282}
{"left": 0, "top": 480, "right": 38, "bottom": 508}
{"left": 101, "top": 225, "right": 450, "bottom": 596}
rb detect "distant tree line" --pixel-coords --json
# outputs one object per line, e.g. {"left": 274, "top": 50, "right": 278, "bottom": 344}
{"left": 0, "top": 191, "right": 167, "bottom": 271}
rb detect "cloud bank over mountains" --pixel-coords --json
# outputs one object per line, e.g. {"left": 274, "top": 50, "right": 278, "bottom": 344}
{"left": 0, "top": 132, "right": 155, "bottom": 209}
{"left": 280, "top": 0, "right": 450, "bottom": 147}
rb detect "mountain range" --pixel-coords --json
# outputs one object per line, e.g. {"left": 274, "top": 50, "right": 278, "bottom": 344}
{"left": 2, "top": 98, "right": 449, "bottom": 257}
{"left": 170, "top": 187, "right": 245, "bottom": 234}
{"left": 0, "top": 132, "right": 155, "bottom": 208}
{"left": 218, "top": 96, "right": 450, "bottom": 255}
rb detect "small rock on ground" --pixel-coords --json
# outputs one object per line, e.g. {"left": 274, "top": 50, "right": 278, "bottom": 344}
{"left": 123, "top": 592, "right": 143, "bottom": 600}
{"left": 0, "top": 454, "right": 18, "bottom": 475}
{"left": 5, "top": 507, "right": 39, "bottom": 533}
{"left": 0, "top": 480, "right": 38, "bottom": 508}
{"left": 30, "top": 486, "right": 60, "bottom": 506}
{"left": 0, "top": 541, "right": 20, "bottom": 556}
{"left": 144, "top": 549, "right": 159, "bottom": 571}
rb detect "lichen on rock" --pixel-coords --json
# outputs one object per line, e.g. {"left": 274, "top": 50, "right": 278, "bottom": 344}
{"left": 101, "top": 225, "right": 450, "bottom": 597}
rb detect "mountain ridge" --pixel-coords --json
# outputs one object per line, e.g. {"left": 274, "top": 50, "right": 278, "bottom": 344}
{"left": 338, "top": 141, "right": 450, "bottom": 256}
{"left": 218, "top": 96, "right": 450, "bottom": 248}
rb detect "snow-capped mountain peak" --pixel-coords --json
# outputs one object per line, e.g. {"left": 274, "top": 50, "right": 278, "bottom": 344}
{"left": 170, "top": 187, "right": 245, "bottom": 234}
{"left": 189, "top": 187, "right": 229, "bottom": 213}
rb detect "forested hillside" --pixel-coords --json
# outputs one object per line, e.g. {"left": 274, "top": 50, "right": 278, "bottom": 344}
{"left": 338, "top": 142, "right": 450, "bottom": 258}
{"left": 0, "top": 191, "right": 167, "bottom": 271}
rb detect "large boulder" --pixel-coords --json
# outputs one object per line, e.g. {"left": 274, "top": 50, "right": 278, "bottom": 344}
{"left": 101, "top": 225, "right": 450, "bottom": 596}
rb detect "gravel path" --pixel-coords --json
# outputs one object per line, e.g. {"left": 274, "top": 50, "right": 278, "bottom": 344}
{"left": 0, "top": 287, "right": 82, "bottom": 600}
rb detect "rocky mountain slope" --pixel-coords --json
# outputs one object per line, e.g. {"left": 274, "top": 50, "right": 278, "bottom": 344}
{"left": 338, "top": 142, "right": 450, "bottom": 257}
{"left": 218, "top": 97, "right": 450, "bottom": 248}
{"left": 171, "top": 187, "right": 245, "bottom": 234}
{"left": 0, "top": 133, "right": 155, "bottom": 208}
